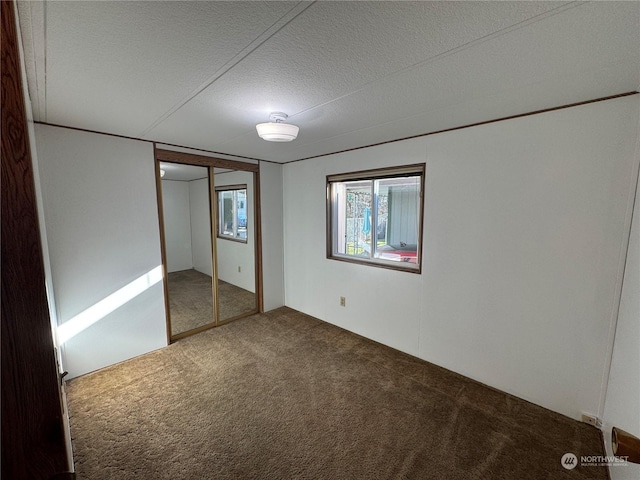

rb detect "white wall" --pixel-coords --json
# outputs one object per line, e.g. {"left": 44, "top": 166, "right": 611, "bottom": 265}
{"left": 189, "top": 177, "right": 213, "bottom": 277}
{"left": 161, "top": 180, "right": 193, "bottom": 273}
{"left": 602, "top": 163, "right": 640, "bottom": 479}
{"left": 161, "top": 177, "right": 212, "bottom": 276}
{"left": 283, "top": 95, "right": 640, "bottom": 420}
{"left": 214, "top": 170, "right": 255, "bottom": 292}
{"left": 35, "top": 124, "right": 167, "bottom": 379}
{"left": 260, "top": 161, "right": 285, "bottom": 311}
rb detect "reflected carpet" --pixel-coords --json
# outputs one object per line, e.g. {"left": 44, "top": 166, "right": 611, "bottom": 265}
{"left": 168, "top": 269, "right": 255, "bottom": 336}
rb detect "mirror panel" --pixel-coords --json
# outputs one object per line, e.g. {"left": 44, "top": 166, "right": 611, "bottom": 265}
{"left": 159, "top": 161, "right": 215, "bottom": 337}
{"left": 214, "top": 168, "right": 257, "bottom": 322}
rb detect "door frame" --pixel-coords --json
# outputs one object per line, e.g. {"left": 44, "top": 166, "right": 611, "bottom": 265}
{"left": 1, "top": 0, "right": 73, "bottom": 476}
{"left": 153, "top": 147, "right": 263, "bottom": 343}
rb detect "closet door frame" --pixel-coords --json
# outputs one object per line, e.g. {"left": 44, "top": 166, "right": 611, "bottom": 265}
{"left": 154, "top": 147, "right": 263, "bottom": 343}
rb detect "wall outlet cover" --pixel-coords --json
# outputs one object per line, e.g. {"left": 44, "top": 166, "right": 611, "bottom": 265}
{"left": 581, "top": 413, "right": 602, "bottom": 429}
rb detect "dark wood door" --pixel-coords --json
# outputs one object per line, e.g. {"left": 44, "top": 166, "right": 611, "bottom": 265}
{"left": 1, "top": 0, "right": 73, "bottom": 478}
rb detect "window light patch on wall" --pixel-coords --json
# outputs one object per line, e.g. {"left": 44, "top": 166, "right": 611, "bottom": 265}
{"left": 56, "top": 265, "right": 164, "bottom": 344}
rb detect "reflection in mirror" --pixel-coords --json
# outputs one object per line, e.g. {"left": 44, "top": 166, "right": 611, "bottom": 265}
{"left": 160, "top": 162, "right": 214, "bottom": 336}
{"left": 214, "top": 169, "right": 256, "bottom": 322}
{"left": 217, "top": 187, "right": 247, "bottom": 242}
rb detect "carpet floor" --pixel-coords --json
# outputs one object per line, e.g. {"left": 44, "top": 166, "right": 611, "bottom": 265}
{"left": 66, "top": 307, "right": 607, "bottom": 479}
{"left": 168, "top": 269, "right": 256, "bottom": 336}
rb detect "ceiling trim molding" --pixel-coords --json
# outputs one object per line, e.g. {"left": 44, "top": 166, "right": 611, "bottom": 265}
{"left": 34, "top": 91, "right": 638, "bottom": 166}
{"left": 283, "top": 91, "right": 640, "bottom": 164}
{"left": 33, "top": 121, "right": 264, "bottom": 163}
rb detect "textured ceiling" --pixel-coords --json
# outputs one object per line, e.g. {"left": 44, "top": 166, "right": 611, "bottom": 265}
{"left": 17, "top": 1, "right": 640, "bottom": 163}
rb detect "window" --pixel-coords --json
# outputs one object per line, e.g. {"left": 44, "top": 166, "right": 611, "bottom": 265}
{"left": 216, "top": 185, "right": 247, "bottom": 242}
{"left": 327, "top": 164, "right": 424, "bottom": 272}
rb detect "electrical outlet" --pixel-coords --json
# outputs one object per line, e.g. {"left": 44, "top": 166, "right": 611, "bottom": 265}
{"left": 340, "top": 296, "right": 346, "bottom": 307}
{"left": 581, "top": 413, "right": 602, "bottom": 429}
{"left": 238, "top": 266, "right": 241, "bottom": 273}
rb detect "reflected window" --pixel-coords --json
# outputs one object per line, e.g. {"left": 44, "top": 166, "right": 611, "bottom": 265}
{"left": 216, "top": 185, "right": 247, "bottom": 242}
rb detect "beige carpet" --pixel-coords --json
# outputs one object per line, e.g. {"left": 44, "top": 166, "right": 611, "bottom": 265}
{"left": 67, "top": 308, "right": 607, "bottom": 479}
{"left": 168, "top": 269, "right": 256, "bottom": 336}
{"left": 218, "top": 277, "right": 256, "bottom": 322}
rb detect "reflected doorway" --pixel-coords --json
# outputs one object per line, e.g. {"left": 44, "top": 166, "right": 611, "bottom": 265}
{"left": 155, "top": 150, "right": 262, "bottom": 342}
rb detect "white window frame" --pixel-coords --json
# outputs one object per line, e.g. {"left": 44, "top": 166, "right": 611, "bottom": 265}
{"left": 215, "top": 185, "right": 248, "bottom": 243}
{"left": 326, "top": 164, "right": 425, "bottom": 273}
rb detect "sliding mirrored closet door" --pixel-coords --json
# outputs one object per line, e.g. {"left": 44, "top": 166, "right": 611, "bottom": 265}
{"left": 158, "top": 161, "right": 214, "bottom": 337}
{"left": 213, "top": 168, "right": 257, "bottom": 322}
{"left": 155, "top": 150, "right": 261, "bottom": 342}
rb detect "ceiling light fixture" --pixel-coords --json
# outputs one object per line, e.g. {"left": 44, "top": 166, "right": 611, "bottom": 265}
{"left": 256, "top": 112, "right": 299, "bottom": 142}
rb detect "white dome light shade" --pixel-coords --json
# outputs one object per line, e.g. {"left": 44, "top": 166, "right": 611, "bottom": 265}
{"left": 256, "top": 122, "right": 299, "bottom": 142}
{"left": 256, "top": 112, "right": 299, "bottom": 142}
